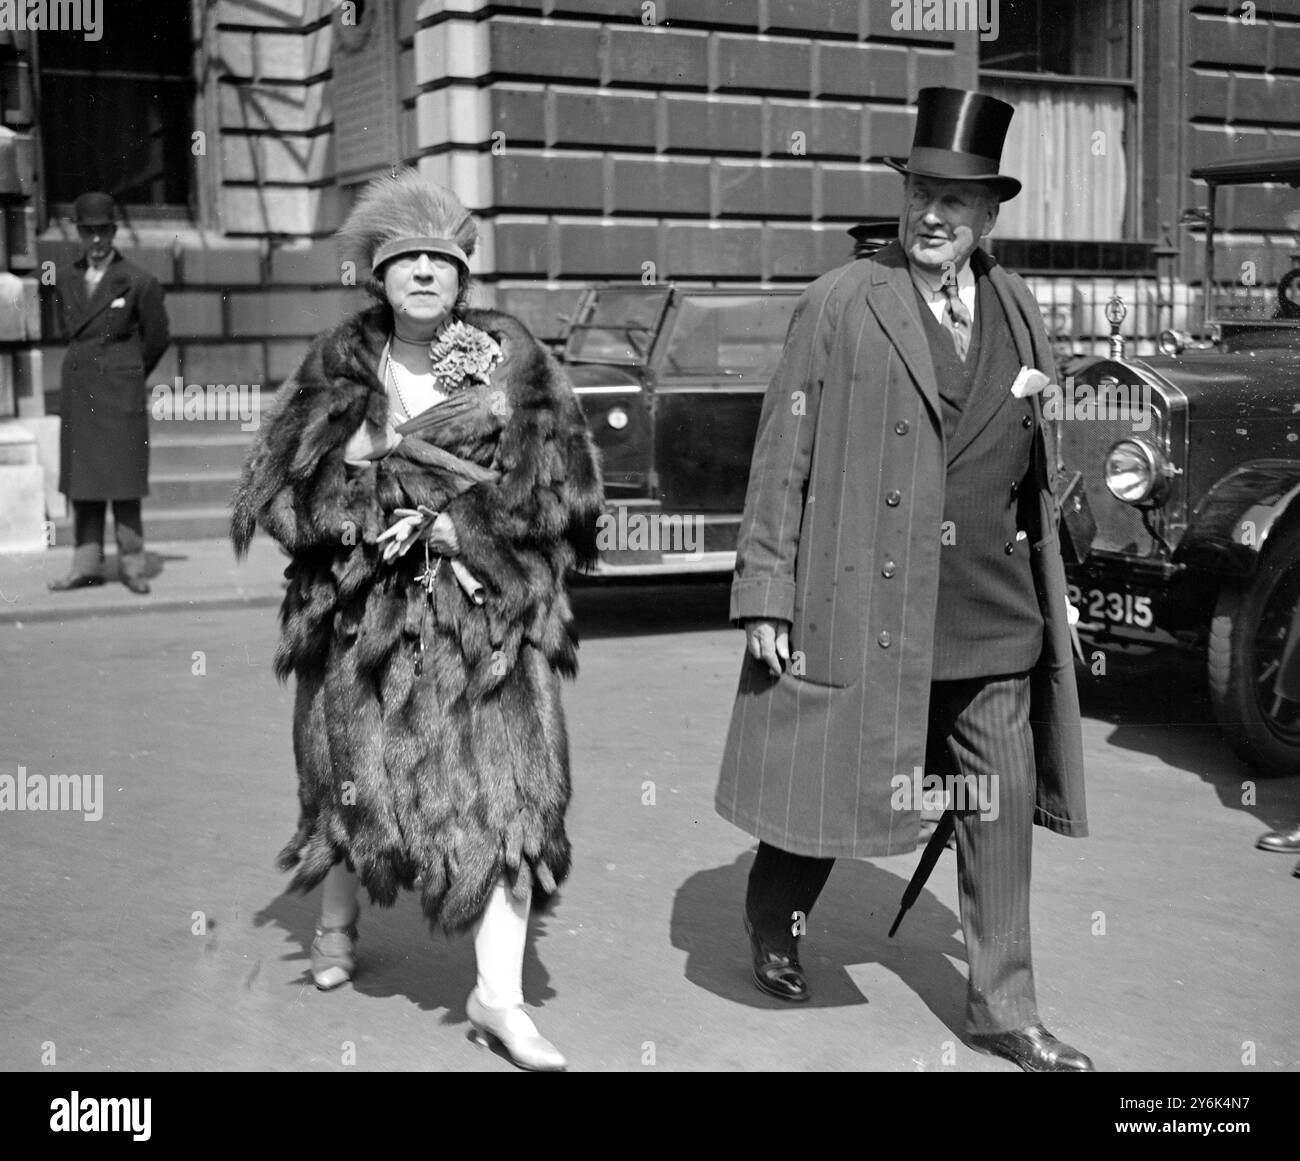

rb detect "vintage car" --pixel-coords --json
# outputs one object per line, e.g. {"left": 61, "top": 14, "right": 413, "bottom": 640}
{"left": 1059, "top": 149, "right": 1300, "bottom": 774}
{"left": 564, "top": 284, "right": 798, "bottom": 573}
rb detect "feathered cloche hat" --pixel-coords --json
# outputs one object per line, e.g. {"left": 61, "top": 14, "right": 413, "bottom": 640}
{"left": 336, "top": 168, "right": 478, "bottom": 275}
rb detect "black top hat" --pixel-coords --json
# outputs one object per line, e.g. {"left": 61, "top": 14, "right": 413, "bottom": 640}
{"left": 73, "top": 192, "right": 118, "bottom": 227}
{"left": 886, "top": 88, "right": 1021, "bottom": 202}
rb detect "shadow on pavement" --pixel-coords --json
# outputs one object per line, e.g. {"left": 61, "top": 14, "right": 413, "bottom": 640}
{"left": 1075, "top": 650, "right": 1300, "bottom": 829}
{"left": 106, "top": 548, "right": 190, "bottom": 581}
{"left": 251, "top": 883, "right": 561, "bottom": 1028}
{"left": 672, "top": 850, "right": 972, "bottom": 1037}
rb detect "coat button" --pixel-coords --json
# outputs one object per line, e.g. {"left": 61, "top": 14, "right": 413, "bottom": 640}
{"left": 1004, "top": 541, "right": 1015, "bottom": 555}
{"left": 1022, "top": 414, "right": 1033, "bottom": 428}
{"left": 885, "top": 490, "right": 901, "bottom": 507}
{"left": 1010, "top": 480, "right": 1019, "bottom": 496}
{"left": 878, "top": 630, "right": 891, "bottom": 648}
{"left": 881, "top": 560, "right": 896, "bottom": 578}
{"left": 894, "top": 420, "right": 909, "bottom": 435}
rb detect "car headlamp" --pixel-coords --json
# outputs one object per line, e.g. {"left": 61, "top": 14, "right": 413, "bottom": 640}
{"left": 1104, "top": 438, "right": 1169, "bottom": 504}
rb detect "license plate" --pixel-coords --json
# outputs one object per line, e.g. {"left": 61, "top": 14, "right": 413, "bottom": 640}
{"left": 1067, "top": 584, "right": 1157, "bottom": 631}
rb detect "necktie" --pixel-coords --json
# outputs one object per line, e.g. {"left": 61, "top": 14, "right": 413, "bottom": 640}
{"left": 941, "top": 281, "right": 971, "bottom": 362}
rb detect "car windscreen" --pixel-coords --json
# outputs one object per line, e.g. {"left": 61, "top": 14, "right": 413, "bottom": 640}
{"left": 1208, "top": 182, "right": 1300, "bottom": 323}
{"left": 661, "top": 294, "right": 798, "bottom": 379}
{"left": 563, "top": 289, "right": 671, "bottom": 364}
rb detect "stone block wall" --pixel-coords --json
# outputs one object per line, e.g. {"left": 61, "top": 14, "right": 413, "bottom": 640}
{"left": 409, "top": 0, "right": 976, "bottom": 337}
{"left": 1161, "top": 0, "right": 1300, "bottom": 283}
{"left": 31, "top": 0, "right": 980, "bottom": 390}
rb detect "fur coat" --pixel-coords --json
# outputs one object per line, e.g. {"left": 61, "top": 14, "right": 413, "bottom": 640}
{"left": 231, "top": 304, "right": 603, "bottom": 932}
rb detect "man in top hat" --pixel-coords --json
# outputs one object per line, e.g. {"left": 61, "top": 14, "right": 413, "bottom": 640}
{"left": 715, "top": 88, "right": 1092, "bottom": 1071}
{"left": 48, "top": 192, "right": 170, "bottom": 594}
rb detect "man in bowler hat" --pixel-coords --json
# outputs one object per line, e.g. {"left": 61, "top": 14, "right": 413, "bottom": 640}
{"left": 715, "top": 89, "right": 1093, "bottom": 1071}
{"left": 48, "top": 192, "right": 170, "bottom": 594}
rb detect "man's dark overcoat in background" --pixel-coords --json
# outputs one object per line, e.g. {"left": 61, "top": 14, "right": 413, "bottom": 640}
{"left": 715, "top": 242, "right": 1088, "bottom": 859}
{"left": 52, "top": 252, "right": 169, "bottom": 500}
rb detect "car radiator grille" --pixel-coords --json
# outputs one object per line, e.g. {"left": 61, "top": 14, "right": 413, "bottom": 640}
{"left": 1059, "top": 408, "right": 1159, "bottom": 557}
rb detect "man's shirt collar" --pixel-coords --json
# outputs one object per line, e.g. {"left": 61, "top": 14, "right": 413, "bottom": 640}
{"left": 908, "top": 258, "right": 975, "bottom": 302}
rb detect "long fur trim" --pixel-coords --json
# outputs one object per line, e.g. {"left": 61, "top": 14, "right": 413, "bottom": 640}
{"left": 230, "top": 304, "right": 603, "bottom": 931}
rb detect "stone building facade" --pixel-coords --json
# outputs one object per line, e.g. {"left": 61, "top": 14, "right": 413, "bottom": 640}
{"left": 0, "top": 0, "right": 1296, "bottom": 539}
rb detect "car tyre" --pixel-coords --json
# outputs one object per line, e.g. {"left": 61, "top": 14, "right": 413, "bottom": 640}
{"left": 1208, "top": 521, "right": 1300, "bottom": 776}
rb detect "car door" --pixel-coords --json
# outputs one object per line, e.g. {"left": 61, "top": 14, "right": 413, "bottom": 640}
{"left": 651, "top": 290, "right": 798, "bottom": 513}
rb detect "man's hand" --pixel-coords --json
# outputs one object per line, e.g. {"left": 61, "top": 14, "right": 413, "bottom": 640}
{"left": 745, "top": 617, "right": 791, "bottom": 677}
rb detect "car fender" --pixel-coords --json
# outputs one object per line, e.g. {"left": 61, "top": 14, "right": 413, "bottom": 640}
{"left": 1174, "top": 459, "right": 1300, "bottom": 578}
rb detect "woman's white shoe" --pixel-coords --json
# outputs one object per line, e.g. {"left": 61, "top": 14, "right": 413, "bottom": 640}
{"left": 466, "top": 990, "right": 567, "bottom": 1072}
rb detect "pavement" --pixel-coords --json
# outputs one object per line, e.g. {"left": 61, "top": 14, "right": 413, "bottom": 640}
{"left": 0, "top": 538, "right": 291, "bottom": 625}
{"left": 1, "top": 543, "right": 1298, "bottom": 1074}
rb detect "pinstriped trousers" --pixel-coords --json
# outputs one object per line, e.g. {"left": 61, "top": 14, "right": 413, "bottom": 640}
{"left": 932, "top": 673, "right": 1038, "bottom": 1034}
{"left": 746, "top": 673, "right": 1039, "bottom": 1035}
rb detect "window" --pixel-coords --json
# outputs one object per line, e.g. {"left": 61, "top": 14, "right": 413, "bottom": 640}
{"left": 662, "top": 295, "right": 797, "bottom": 379}
{"left": 37, "top": 0, "right": 194, "bottom": 214}
{"left": 980, "top": 0, "right": 1135, "bottom": 243}
{"left": 564, "top": 288, "right": 671, "bottom": 365}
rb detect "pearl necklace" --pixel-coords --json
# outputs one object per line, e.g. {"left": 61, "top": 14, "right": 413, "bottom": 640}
{"left": 385, "top": 332, "right": 449, "bottom": 420}
{"left": 386, "top": 349, "right": 426, "bottom": 420}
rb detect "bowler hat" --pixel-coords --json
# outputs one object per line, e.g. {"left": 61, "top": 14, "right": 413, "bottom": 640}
{"left": 886, "top": 88, "right": 1021, "bottom": 202}
{"left": 73, "top": 191, "right": 118, "bottom": 227}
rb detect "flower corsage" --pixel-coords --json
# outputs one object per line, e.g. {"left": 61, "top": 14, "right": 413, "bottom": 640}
{"left": 429, "top": 319, "right": 503, "bottom": 395}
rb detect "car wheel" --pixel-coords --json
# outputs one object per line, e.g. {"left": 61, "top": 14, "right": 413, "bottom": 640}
{"left": 1208, "top": 522, "right": 1300, "bottom": 775}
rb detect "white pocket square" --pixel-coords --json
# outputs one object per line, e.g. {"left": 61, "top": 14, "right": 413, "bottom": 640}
{"left": 1010, "top": 366, "right": 1050, "bottom": 398}
{"left": 110, "top": 297, "right": 126, "bottom": 309}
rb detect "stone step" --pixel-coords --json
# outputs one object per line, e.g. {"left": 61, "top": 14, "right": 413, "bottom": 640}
{"left": 149, "top": 471, "right": 241, "bottom": 507}
{"left": 149, "top": 435, "right": 251, "bottom": 474}
{"left": 148, "top": 413, "right": 263, "bottom": 437}
{"left": 52, "top": 505, "right": 238, "bottom": 547}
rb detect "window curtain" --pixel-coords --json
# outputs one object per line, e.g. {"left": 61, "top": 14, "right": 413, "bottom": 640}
{"left": 982, "top": 81, "right": 1128, "bottom": 241}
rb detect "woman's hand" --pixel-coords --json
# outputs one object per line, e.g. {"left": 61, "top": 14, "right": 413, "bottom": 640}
{"left": 377, "top": 507, "right": 459, "bottom": 562}
{"left": 343, "top": 418, "right": 402, "bottom": 465}
{"left": 378, "top": 507, "right": 434, "bottom": 562}
{"left": 426, "top": 512, "right": 459, "bottom": 557}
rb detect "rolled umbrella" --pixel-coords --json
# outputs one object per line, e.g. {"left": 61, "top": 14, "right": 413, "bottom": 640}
{"left": 888, "top": 809, "right": 955, "bottom": 938}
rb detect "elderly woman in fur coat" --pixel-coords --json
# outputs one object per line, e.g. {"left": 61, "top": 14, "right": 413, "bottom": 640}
{"left": 231, "top": 171, "right": 602, "bottom": 1071}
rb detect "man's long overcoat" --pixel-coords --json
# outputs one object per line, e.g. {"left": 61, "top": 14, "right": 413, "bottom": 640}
{"left": 715, "top": 242, "right": 1088, "bottom": 859}
{"left": 52, "top": 253, "right": 170, "bottom": 500}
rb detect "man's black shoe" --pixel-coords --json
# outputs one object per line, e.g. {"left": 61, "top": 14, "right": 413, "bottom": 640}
{"left": 1256, "top": 824, "right": 1300, "bottom": 854}
{"left": 47, "top": 574, "right": 105, "bottom": 592}
{"left": 744, "top": 917, "right": 810, "bottom": 1002}
{"left": 971, "top": 1024, "right": 1094, "bottom": 1072}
